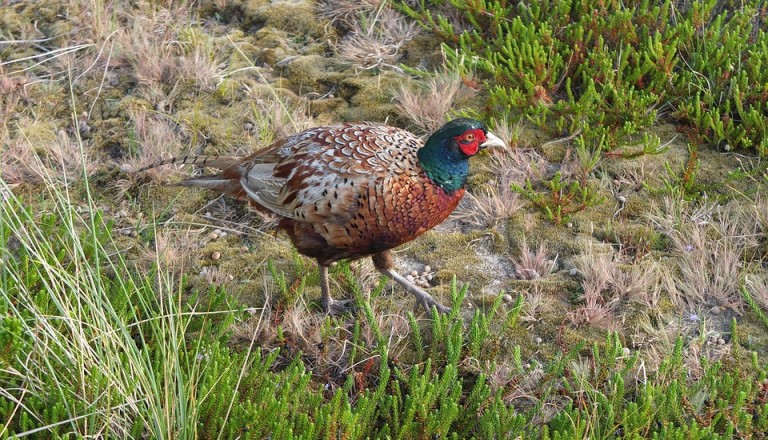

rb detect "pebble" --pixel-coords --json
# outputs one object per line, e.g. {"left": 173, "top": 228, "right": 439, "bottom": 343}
{"left": 566, "top": 222, "right": 573, "bottom": 228}
{"left": 211, "top": 251, "right": 221, "bottom": 260}
{"left": 130, "top": 230, "right": 138, "bottom": 238}
{"left": 78, "top": 120, "right": 91, "bottom": 135}
{"left": 717, "top": 338, "right": 725, "bottom": 345}
{"left": 405, "top": 264, "right": 435, "bottom": 288}
{"left": 622, "top": 347, "right": 631, "bottom": 357}
{"left": 617, "top": 195, "right": 627, "bottom": 203}
{"left": 244, "top": 122, "right": 254, "bottom": 131}
{"left": 535, "top": 337, "right": 542, "bottom": 344}
{"left": 569, "top": 268, "right": 578, "bottom": 277}
{"left": 207, "top": 232, "right": 218, "bottom": 241}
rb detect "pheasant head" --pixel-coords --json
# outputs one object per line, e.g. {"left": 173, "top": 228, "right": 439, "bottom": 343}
{"left": 417, "top": 118, "right": 506, "bottom": 192}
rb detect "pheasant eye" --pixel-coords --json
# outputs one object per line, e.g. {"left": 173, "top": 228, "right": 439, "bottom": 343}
{"left": 465, "top": 133, "right": 475, "bottom": 142}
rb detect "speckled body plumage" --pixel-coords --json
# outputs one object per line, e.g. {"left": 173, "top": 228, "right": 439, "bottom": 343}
{"left": 274, "top": 123, "right": 466, "bottom": 265}
{"left": 140, "top": 118, "right": 505, "bottom": 314}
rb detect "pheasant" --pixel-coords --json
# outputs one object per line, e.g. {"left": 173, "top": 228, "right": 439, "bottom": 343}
{"left": 139, "top": 118, "right": 505, "bottom": 315}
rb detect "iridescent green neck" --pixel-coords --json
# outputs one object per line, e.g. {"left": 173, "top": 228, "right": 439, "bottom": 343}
{"left": 417, "top": 137, "right": 469, "bottom": 193}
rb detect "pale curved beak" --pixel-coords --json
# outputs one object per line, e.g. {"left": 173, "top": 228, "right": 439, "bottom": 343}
{"left": 480, "top": 131, "right": 506, "bottom": 149}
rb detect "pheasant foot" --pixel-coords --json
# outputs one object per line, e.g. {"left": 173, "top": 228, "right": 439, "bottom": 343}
{"left": 371, "top": 251, "right": 450, "bottom": 316}
{"left": 318, "top": 263, "right": 356, "bottom": 315}
{"left": 379, "top": 268, "right": 450, "bottom": 316}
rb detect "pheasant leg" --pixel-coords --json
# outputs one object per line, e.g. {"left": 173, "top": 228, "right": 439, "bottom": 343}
{"left": 318, "top": 263, "right": 353, "bottom": 314}
{"left": 371, "top": 252, "right": 450, "bottom": 316}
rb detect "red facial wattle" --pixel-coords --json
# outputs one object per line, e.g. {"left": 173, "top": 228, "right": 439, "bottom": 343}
{"left": 456, "top": 129, "right": 486, "bottom": 156}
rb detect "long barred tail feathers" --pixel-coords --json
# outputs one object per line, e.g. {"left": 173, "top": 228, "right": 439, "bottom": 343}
{"left": 133, "top": 154, "right": 248, "bottom": 199}
{"left": 135, "top": 154, "right": 241, "bottom": 173}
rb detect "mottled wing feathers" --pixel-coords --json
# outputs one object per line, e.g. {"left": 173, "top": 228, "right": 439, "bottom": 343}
{"left": 239, "top": 123, "right": 423, "bottom": 223}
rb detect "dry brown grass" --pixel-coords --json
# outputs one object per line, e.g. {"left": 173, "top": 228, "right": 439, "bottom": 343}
{"left": 134, "top": 227, "right": 200, "bottom": 274}
{"left": 569, "top": 248, "right": 621, "bottom": 328}
{"left": 619, "top": 261, "right": 662, "bottom": 309}
{"left": 111, "top": 4, "right": 222, "bottom": 106}
{"left": 495, "top": 148, "right": 551, "bottom": 185}
{"left": 650, "top": 197, "right": 759, "bottom": 312}
{"left": 454, "top": 186, "right": 522, "bottom": 230}
{"left": 1, "top": 135, "right": 42, "bottom": 184}
{"left": 335, "top": 6, "right": 419, "bottom": 71}
{"left": 488, "top": 118, "right": 522, "bottom": 149}
{"left": 244, "top": 88, "right": 315, "bottom": 147}
{"left": 394, "top": 73, "right": 478, "bottom": 134}
{"left": 744, "top": 273, "right": 768, "bottom": 312}
{"left": 119, "top": 106, "right": 185, "bottom": 178}
{"left": 318, "top": 0, "right": 381, "bottom": 29}
{"left": 511, "top": 241, "right": 554, "bottom": 280}
{"left": 1, "top": 123, "right": 100, "bottom": 185}
{"left": 520, "top": 284, "right": 546, "bottom": 326}
{"left": 453, "top": 149, "right": 540, "bottom": 229}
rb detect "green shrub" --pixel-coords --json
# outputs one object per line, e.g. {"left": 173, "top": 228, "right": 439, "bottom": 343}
{"left": 402, "top": 0, "right": 768, "bottom": 155}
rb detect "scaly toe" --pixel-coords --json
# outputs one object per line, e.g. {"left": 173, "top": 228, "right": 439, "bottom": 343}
{"left": 417, "top": 298, "right": 451, "bottom": 317}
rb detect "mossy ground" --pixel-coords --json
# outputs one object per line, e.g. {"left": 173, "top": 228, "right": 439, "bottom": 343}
{"left": 3, "top": 0, "right": 768, "bottom": 435}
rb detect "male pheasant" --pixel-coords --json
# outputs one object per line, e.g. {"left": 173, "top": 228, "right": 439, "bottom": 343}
{"left": 140, "top": 118, "right": 505, "bottom": 315}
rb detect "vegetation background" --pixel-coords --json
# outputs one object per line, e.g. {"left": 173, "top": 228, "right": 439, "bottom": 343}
{"left": 1, "top": 0, "right": 768, "bottom": 437}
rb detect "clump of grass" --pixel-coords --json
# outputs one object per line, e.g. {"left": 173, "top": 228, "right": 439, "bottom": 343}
{"left": 119, "top": 105, "right": 185, "bottom": 177}
{"left": 243, "top": 87, "right": 315, "bottom": 147}
{"left": 569, "top": 248, "right": 622, "bottom": 328}
{"left": 511, "top": 241, "right": 554, "bottom": 280}
{"left": 454, "top": 148, "right": 540, "bottom": 229}
{"left": 0, "top": 122, "right": 99, "bottom": 185}
{"left": 616, "top": 260, "right": 662, "bottom": 309}
{"left": 318, "top": 0, "right": 379, "bottom": 30}
{"left": 0, "top": 167, "right": 245, "bottom": 436}
{"left": 335, "top": 4, "right": 419, "bottom": 71}
{"left": 454, "top": 184, "right": 522, "bottom": 230}
{"left": 650, "top": 197, "right": 759, "bottom": 312}
{"left": 118, "top": 5, "right": 222, "bottom": 86}
{"left": 394, "top": 72, "right": 478, "bottom": 134}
